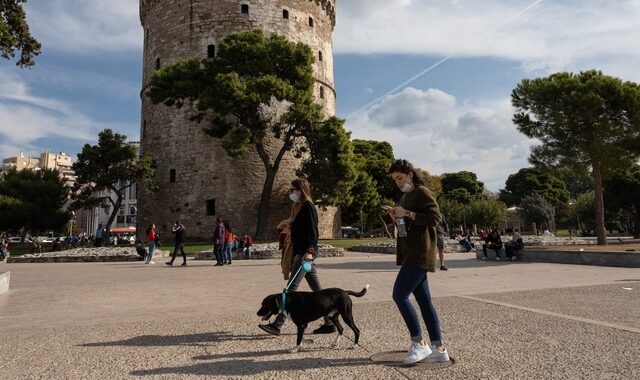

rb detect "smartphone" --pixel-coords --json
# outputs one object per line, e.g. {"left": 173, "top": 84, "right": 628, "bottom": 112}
{"left": 381, "top": 205, "right": 393, "bottom": 211}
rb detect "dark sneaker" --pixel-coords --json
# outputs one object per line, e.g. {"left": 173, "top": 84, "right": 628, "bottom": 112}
{"left": 165, "top": 262, "right": 173, "bottom": 266}
{"left": 312, "top": 324, "right": 337, "bottom": 334}
{"left": 440, "top": 265, "right": 448, "bottom": 271}
{"left": 258, "top": 323, "right": 281, "bottom": 336}
{"left": 214, "top": 263, "right": 223, "bottom": 266}
{"left": 180, "top": 262, "right": 187, "bottom": 266}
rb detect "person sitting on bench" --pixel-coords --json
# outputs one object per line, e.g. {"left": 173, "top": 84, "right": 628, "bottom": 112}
{"left": 505, "top": 228, "right": 524, "bottom": 260}
{"left": 482, "top": 229, "right": 503, "bottom": 259}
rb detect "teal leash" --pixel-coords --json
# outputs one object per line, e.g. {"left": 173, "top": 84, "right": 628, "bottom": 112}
{"left": 280, "top": 261, "right": 313, "bottom": 314}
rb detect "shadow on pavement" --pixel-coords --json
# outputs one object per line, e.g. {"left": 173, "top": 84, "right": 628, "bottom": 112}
{"left": 130, "top": 357, "right": 373, "bottom": 377}
{"left": 80, "top": 332, "right": 272, "bottom": 347}
{"left": 318, "top": 257, "right": 533, "bottom": 271}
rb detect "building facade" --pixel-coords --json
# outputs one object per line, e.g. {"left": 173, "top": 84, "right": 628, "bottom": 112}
{"left": 138, "top": 0, "right": 339, "bottom": 239}
{"left": 1, "top": 150, "right": 76, "bottom": 186}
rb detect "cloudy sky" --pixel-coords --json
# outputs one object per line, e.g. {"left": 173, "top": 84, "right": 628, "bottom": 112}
{"left": 1, "top": 0, "right": 640, "bottom": 190}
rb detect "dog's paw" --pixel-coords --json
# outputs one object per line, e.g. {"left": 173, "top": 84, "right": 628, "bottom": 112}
{"left": 350, "top": 343, "right": 359, "bottom": 350}
{"left": 289, "top": 346, "right": 301, "bottom": 353}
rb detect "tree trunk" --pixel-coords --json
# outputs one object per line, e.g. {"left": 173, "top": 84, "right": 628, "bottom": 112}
{"left": 633, "top": 207, "right": 640, "bottom": 239}
{"left": 105, "top": 195, "right": 123, "bottom": 247}
{"left": 591, "top": 161, "right": 607, "bottom": 245}
{"left": 255, "top": 168, "right": 277, "bottom": 240}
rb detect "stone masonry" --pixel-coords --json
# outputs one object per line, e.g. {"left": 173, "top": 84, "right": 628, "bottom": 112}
{"left": 138, "top": 0, "right": 339, "bottom": 240}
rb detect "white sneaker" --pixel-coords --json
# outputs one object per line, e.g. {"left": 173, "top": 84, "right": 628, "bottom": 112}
{"left": 150, "top": 260, "right": 155, "bottom": 264}
{"left": 403, "top": 341, "right": 432, "bottom": 364}
{"left": 424, "top": 345, "right": 450, "bottom": 363}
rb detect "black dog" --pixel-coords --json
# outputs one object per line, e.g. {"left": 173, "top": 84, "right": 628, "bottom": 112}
{"left": 257, "top": 285, "right": 369, "bottom": 352}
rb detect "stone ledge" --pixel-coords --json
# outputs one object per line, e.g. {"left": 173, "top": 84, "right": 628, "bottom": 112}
{"left": 519, "top": 250, "right": 640, "bottom": 268}
{"left": 194, "top": 245, "right": 344, "bottom": 261}
{"left": 6, "top": 247, "right": 148, "bottom": 264}
{"left": 0, "top": 271, "right": 9, "bottom": 296}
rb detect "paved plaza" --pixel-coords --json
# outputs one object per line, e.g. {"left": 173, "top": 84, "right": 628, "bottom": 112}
{"left": 1, "top": 252, "right": 639, "bottom": 379}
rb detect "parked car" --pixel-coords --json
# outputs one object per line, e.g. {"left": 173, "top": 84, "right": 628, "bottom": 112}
{"left": 8, "top": 237, "right": 22, "bottom": 243}
{"left": 341, "top": 227, "right": 362, "bottom": 239}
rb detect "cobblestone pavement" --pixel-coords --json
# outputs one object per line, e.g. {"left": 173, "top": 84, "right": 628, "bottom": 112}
{"left": 1, "top": 252, "right": 638, "bottom": 379}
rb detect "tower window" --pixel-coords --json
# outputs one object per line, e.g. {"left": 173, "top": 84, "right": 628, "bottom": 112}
{"left": 309, "top": 17, "right": 314, "bottom": 27}
{"left": 241, "top": 4, "right": 249, "bottom": 14}
{"left": 206, "top": 199, "right": 216, "bottom": 216}
{"left": 318, "top": 51, "right": 323, "bottom": 62}
{"left": 169, "top": 169, "right": 176, "bottom": 183}
{"left": 142, "top": 120, "right": 147, "bottom": 138}
{"left": 155, "top": 58, "right": 160, "bottom": 70}
{"left": 320, "top": 86, "right": 325, "bottom": 99}
{"left": 207, "top": 44, "right": 215, "bottom": 58}
{"left": 283, "top": 9, "right": 289, "bottom": 19}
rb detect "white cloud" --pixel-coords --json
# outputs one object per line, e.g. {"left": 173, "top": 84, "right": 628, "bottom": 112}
{"left": 0, "top": 70, "right": 122, "bottom": 151}
{"left": 335, "top": 0, "right": 640, "bottom": 81}
{"left": 24, "top": 0, "right": 142, "bottom": 53}
{"left": 347, "top": 87, "right": 535, "bottom": 190}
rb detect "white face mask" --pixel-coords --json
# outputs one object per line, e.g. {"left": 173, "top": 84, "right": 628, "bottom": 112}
{"left": 289, "top": 192, "right": 300, "bottom": 202}
{"left": 401, "top": 182, "right": 414, "bottom": 193}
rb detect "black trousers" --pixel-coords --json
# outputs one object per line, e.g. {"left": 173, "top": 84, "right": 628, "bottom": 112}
{"left": 171, "top": 243, "right": 187, "bottom": 263}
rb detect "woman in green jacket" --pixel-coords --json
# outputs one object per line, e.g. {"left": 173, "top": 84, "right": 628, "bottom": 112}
{"left": 387, "top": 159, "right": 450, "bottom": 365}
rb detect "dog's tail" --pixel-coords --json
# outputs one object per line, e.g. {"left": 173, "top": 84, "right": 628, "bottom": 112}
{"left": 346, "top": 284, "right": 369, "bottom": 298}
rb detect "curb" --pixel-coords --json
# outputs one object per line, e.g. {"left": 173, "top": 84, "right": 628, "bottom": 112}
{"left": 0, "top": 271, "right": 9, "bottom": 296}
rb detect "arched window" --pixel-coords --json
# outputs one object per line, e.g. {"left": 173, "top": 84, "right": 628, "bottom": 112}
{"left": 318, "top": 51, "right": 323, "bottom": 62}
{"left": 207, "top": 44, "right": 215, "bottom": 58}
{"left": 309, "top": 17, "right": 314, "bottom": 27}
{"left": 319, "top": 86, "right": 325, "bottom": 99}
{"left": 155, "top": 58, "right": 160, "bottom": 70}
{"left": 283, "top": 9, "right": 289, "bottom": 19}
{"left": 241, "top": 4, "right": 249, "bottom": 14}
{"left": 169, "top": 169, "right": 176, "bottom": 183}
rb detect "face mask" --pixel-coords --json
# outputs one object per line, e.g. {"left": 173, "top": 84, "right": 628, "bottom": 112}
{"left": 401, "top": 182, "right": 414, "bottom": 193}
{"left": 289, "top": 192, "right": 300, "bottom": 202}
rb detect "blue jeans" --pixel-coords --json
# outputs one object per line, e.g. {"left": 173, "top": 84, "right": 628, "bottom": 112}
{"left": 224, "top": 243, "right": 232, "bottom": 263}
{"left": 392, "top": 265, "right": 444, "bottom": 345}
{"left": 146, "top": 241, "right": 155, "bottom": 263}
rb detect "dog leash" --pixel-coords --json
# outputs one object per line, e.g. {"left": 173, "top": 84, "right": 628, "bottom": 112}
{"left": 280, "top": 260, "right": 313, "bottom": 313}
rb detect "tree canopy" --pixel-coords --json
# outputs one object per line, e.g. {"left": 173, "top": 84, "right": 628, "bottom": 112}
{"left": 512, "top": 70, "right": 640, "bottom": 244}
{"left": 499, "top": 167, "right": 570, "bottom": 207}
{"left": 0, "top": 168, "right": 70, "bottom": 234}
{"left": 518, "top": 193, "right": 555, "bottom": 230}
{"left": 604, "top": 164, "right": 640, "bottom": 238}
{"left": 72, "top": 129, "right": 157, "bottom": 241}
{"left": 1, "top": 0, "right": 40, "bottom": 67}
{"left": 148, "top": 30, "right": 350, "bottom": 238}
{"left": 441, "top": 171, "right": 484, "bottom": 199}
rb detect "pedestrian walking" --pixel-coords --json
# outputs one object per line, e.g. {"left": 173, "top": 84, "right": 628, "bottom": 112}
{"left": 166, "top": 220, "right": 187, "bottom": 266}
{"left": 385, "top": 159, "right": 450, "bottom": 365}
{"left": 436, "top": 214, "right": 449, "bottom": 270}
{"left": 145, "top": 224, "right": 157, "bottom": 264}
{"left": 212, "top": 218, "right": 225, "bottom": 266}
{"left": 259, "top": 178, "right": 335, "bottom": 336}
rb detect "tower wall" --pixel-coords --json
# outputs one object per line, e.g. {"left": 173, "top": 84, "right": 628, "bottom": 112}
{"left": 138, "top": 0, "right": 338, "bottom": 240}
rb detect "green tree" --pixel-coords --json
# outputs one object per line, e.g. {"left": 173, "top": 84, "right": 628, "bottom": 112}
{"left": 0, "top": 169, "right": 70, "bottom": 234}
{"left": 437, "top": 198, "right": 468, "bottom": 231}
{"left": 569, "top": 191, "right": 596, "bottom": 232}
{"left": 416, "top": 168, "right": 442, "bottom": 199}
{"left": 499, "top": 167, "right": 570, "bottom": 207}
{"left": 298, "top": 117, "right": 357, "bottom": 208}
{"left": 1, "top": 0, "right": 41, "bottom": 67}
{"left": 148, "top": 30, "right": 338, "bottom": 238}
{"left": 338, "top": 139, "right": 396, "bottom": 231}
{"left": 552, "top": 167, "right": 593, "bottom": 199}
{"left": 512, "top": 70, "right": 640, "bottom": 244}
{"left": 72, "top": 129, "right": 157, "bottom": 243}
{"left": 604, "top": 164, "right": 640, "bottom": 238}
{"left": 518, "top": 193, "right": 555, "bottom": 230}
{"left": 441, "top": 171, "right": 484, "bottom": 198}
{"left": 466, "top": 198, "right": 507, "bottom": 230}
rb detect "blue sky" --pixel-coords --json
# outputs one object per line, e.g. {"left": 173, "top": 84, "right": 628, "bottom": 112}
{"left": 1, "top": 0, "right": 640, "bottom": 190}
